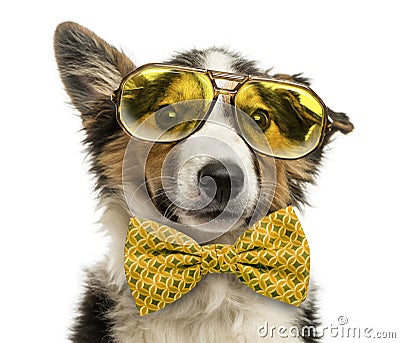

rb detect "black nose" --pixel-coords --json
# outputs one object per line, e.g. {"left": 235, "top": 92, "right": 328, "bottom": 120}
{"left": 198, "top": 161, "right": 244, "bottom": 205}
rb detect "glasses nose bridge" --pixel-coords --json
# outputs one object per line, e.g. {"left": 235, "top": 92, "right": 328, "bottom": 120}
{"left": 207, "top": 70, "right": 248, "bottom": 100}
{"left": 215, "top": 88, "right": 236, "bottom": 100}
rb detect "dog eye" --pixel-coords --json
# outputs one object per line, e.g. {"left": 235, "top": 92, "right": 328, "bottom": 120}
{"left": 251, "top": 110, "right": 270, "bottom": 131}
{"left": 155, "top": 105, "right": 179, "bottom": 129}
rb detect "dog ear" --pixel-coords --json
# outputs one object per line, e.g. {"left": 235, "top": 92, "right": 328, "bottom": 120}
{"left": 326, "top": 107, "right": 354, "bottom": 135}
{"left": 54, "top": 21, "right": 135, "bottom": 116}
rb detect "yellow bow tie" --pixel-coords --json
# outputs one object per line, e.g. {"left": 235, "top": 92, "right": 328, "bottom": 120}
{"left": 124, "top": 206, "right": 310, "bottom": 316}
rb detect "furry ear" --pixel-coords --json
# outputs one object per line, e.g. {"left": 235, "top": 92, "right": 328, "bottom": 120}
{"left": 54, "top": 21, "right": 135, "bottom": 115}
{"left": 326, "top": 107, "right": 354, "bottom": 135}
{"left": 54, "top": 22, "right": 134, "bottom": 194}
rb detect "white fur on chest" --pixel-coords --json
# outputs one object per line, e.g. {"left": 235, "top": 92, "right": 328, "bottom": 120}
{"left": 110, "top": 273, "right": 306, "bottom": 343}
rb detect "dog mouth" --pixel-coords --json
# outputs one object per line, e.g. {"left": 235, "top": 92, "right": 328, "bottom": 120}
{"left": 150, "top": 188, "right": 236, "bottom": 224}
{"left": 148, "top": 159, "right": 251, "bottom": 225}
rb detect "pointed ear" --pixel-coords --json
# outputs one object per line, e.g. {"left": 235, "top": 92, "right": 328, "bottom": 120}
{"left": 326, "top": 107, "right": 354, "bottom": 135}
{"left": 54, "top": 21, "right": 135, "bottom": 115}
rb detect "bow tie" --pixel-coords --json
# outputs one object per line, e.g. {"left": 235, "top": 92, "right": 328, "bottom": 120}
{"left": 124, "top": 206, "right": 310, "bottom": 316}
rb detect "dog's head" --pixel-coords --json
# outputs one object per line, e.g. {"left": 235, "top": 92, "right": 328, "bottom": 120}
{"left": 54, "top": 22, "right": 353, "bottom": 243}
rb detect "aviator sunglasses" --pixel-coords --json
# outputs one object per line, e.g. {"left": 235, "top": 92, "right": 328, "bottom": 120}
{"left": 112, "top": 64, "right": 332, "bottom": 159}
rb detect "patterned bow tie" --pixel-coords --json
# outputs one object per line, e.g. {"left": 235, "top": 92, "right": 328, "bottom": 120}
{"left": 124, "top": 206, "right": 310, "bottom": 316}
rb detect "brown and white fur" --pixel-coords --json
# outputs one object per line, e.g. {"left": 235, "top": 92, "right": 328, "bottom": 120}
{"left": 54, "top": 22, "right": 353, "bottom": 343}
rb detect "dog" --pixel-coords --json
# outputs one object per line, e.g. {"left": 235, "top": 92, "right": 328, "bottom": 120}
{"left": 54, "top": 21, "right": 353, "bottom": 342}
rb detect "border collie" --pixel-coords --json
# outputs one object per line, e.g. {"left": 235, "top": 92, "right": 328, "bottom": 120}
{"left": 54, "top": 21, "right": 353, "bottom": 342}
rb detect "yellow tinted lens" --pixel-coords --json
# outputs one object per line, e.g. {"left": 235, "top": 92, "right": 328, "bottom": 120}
{"left": 119, "top": 67, "right": 214, "bottom": 141}
{"left": 236, "top": 81, "right": 324, "bottom": 158}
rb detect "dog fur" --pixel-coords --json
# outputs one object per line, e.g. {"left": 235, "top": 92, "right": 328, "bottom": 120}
{"left": 54, "top": 22, "right": 353, "bottom": 342}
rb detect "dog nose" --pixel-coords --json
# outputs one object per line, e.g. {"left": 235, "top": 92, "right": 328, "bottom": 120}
{"left": 198, "top": 161, "right": 244, "bottom": 204}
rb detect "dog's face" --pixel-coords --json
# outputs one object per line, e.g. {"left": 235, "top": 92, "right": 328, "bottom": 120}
{"left": 54, "top": 22, "right": 353, "bottom": 243}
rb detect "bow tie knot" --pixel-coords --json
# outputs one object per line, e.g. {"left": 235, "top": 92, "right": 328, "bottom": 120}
{"left": 200, "top": 244, "right": 237, "bottom": 273}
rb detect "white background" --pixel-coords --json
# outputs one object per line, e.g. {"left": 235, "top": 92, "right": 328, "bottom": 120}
{"left": 1, "top": 1, "right": 399, "bottom": 341}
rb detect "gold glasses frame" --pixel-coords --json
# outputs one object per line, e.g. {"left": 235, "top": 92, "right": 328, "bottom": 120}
{"left": 111, "top": 63, "right": 331, "bottom": 160}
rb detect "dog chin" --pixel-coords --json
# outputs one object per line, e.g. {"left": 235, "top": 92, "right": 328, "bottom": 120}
{"left": 174, "top": 208, "right": 252, "bottom": 235}
{"left": 149, "top": 190, "right": 264, "bottom": 242}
